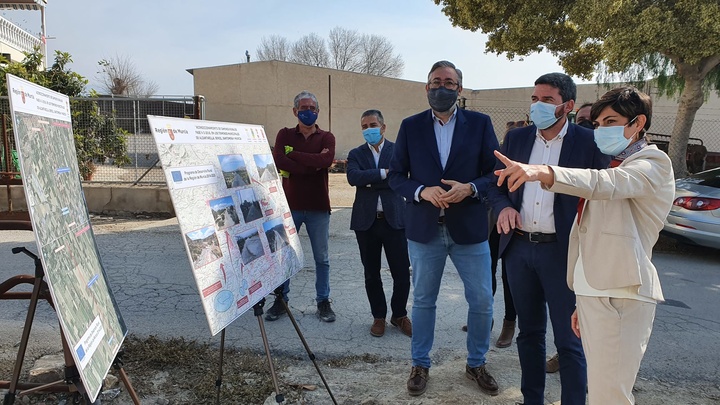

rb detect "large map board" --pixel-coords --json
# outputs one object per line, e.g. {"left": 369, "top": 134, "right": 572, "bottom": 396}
{"left": 148, "top": 115, "right": 304, "bottom": 335}
{"left": 6, "top": 74, "right": 127, "bottom": 402}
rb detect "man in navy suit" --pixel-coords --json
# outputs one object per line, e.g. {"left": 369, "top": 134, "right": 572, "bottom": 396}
{"left": 488, "top": 73, "right": 609, "bottom": 405}
{"left": 347, "top": 109, "right": 412, "bottom": 339}
{"left": 389, "top": 61, "right": 500, "bottom": 398}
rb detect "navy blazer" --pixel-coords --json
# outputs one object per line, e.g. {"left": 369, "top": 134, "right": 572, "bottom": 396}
{"left": 347, "top": 140, "right": 405, "bottom": 231}
{"left": 389, "top": 108, "right": 499, "bottom": 244}
{"left": 487, "top": 123, "right": 610, "bottom": 258}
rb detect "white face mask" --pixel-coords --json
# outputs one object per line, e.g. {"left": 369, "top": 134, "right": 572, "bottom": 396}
{"left": 530, "top": 101, "right": 565, "bottom": 130}
{"left": 593, "top": 116, "right": 638, "bottom": 156}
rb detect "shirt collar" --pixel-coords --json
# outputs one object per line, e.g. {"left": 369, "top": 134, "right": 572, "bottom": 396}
{"left": 431, "top": 107, "right": 458, "bottom": 126}
{"left": 367, "top": 139, "right": 385, "bottom": 153}
{"left": 535, "top": 118, "right": 568, "bottom": 142}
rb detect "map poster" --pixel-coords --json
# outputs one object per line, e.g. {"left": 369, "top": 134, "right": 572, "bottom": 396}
{"left": 148, "top": 115, "right": 304, "bottom": 336}
{"left": 6, "top": 74, "right": 127, "bottom": 402}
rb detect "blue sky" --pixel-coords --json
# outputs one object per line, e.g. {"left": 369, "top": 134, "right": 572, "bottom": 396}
{"left": 2, "top": 1, "right": 586, "bottom": 95}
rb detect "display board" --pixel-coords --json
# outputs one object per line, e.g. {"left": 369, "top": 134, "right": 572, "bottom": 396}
{"left": 6, "top": 74, "right": 127, "bottom": 402}
{"left": 148, "top": 115, "right": 303, "bottom": 335}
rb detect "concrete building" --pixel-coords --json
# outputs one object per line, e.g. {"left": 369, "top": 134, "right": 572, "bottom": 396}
{"left": 0, "top": 1, "right": 47, "bottom": 67}
{"left": 189, "top": 60, "right": 720, "bottom": 159}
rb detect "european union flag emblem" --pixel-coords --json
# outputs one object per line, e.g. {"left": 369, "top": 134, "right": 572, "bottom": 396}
{"left": 171, "top": 171, "right": 183, "bottom": 182}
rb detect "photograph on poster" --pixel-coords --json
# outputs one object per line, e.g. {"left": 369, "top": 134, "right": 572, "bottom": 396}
{"left": 235, "top": 227, "right": 264, "bottom": 265}
{"left": 237, "top": 188, "right": 263, "bottom": 223}
{"left": 185, "top": 226, "right": 223, "bottom": 268}
{"left": 254, "top": 153, "right": 279, "bottom": 182}
{"left": 218, "top": 154, "right": 250, "bottom": 189}
{"left": 209, "top": 195, "right": 239, "bottom": 230}
{"left": 263, "top": 217, "right": 290, "bottom": 253}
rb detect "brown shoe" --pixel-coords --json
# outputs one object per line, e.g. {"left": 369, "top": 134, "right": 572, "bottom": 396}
{"left": 466, "top": 364, "right": 499, "bottom": 396}
{"left": 370, "top": 318, "right": 385, "bottom": 337}
{"left": 495, "top": 320, "right": 516, "bottom": 348}
{"left": 546, "top": 353, "right": 560, "bottom": 373}
{"left": 391, "top": 316, "right": 412, "bottom": 337}
{"left": 407, "top": 365, "right": 429, "bottom": 396}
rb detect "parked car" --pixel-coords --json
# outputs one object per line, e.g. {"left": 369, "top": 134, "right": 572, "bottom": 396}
{"left": 662, "top": 167, "right": 720, "bottom": 249}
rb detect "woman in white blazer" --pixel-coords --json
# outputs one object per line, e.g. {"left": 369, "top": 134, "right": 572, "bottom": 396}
{"left": 493, "top": 86, "right": 675, "bottom": 404}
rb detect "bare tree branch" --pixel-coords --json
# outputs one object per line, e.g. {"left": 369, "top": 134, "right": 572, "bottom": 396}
{"left": 96, "top": 54, "right": 158, "bottom": 96}
{"left": 358, "top": 34, "right": 404, "bottom": 78}
{"left": 256, "top": 35, "right": 291, "bottom": 61}
{"left": 328, "top": 26, "right": 362, "bottom": 71}
{"left": 290, "top": 33, "right": 330, "bottom": 67}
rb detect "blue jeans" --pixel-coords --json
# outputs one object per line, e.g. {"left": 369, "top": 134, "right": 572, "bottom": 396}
{"left": 279, "top": 210, "right": 331, "bottom": 303}
{"left": 408, "top": 224, "right": 493, "bottom": 369}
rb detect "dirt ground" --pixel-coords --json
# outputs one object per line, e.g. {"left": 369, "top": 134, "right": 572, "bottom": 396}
{"left": 2, "top": 174, "right": 719, "bottom": 404}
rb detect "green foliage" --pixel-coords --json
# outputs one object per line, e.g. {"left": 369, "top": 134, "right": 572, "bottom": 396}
{"left": 435, "top": 0, "right": 720, "bottom": 88}
{"left": 0, "top": 48, "right": 130, "bottom": 179}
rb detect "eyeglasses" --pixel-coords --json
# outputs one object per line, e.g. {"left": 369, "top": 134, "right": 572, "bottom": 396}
{"left": 428, "top": 80, "right": 459, "bottom": 90}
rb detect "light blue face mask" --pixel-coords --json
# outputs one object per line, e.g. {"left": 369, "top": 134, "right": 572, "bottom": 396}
{"left": 529, "top": 101, "right": 565, "bottom": 130}
{"left": 362, "top": 127, "right": 382, "bottom": 145}
{"left": 593, "top": 117, "right": 638, "bottom": 156}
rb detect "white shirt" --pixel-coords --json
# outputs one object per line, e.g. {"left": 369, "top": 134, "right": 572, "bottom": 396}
{"left": 519, "top": 119, "right": 568, "bottom": 233}
{"left": 368, "top": 140, "right": 386, "bottom": 212}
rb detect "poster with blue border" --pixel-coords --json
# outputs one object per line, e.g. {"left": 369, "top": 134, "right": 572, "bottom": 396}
{"left": 148, "top": 115, "right": 303, "bottom": 335}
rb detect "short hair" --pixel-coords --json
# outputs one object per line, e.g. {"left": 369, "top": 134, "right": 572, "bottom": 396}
{"left": 293, "top": 90, "right": 319, "bottom": 110}
{"left": 428, "top": 60, "right": 463, "bottom": 86}
{"left": 577, "top": 102, "right": 593, "bottom": 111}
{"left": 534, "top": 73, "right": 576, "bottom": 103}
{"left": 361, "top": 109, "right": 384, "bottom": 125}
{"left": 590, "top": 86, "right": 652, "bottom": 136}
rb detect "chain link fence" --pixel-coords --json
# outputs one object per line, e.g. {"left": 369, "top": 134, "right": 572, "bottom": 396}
{"left": 467, "top": 106, "right": 720, "bottom": 172}
{"left": 1, "top": 95, "right": 198, "bottom": 184}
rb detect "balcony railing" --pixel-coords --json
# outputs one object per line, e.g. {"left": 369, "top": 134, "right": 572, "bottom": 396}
{"left": 0, "top": 15, "right": 41, "bottom": 56}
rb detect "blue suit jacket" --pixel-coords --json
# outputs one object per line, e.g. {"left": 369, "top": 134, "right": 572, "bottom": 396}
{"left": 389, "top": 108, "right": 499, "bottom": 244}
{"left": 347, "top": 140, "right": 405, "bottom": 231}
{"left": 487, "top": 123, "right": 610, "bottom": 258}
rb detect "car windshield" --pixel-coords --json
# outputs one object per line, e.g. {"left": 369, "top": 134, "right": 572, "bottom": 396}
{"left": 685, "top": 168, "right": 720, "bottom": 188}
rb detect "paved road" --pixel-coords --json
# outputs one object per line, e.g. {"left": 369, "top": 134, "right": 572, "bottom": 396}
{"left": 1, "top": 208, "right": 719, "bottom": 402}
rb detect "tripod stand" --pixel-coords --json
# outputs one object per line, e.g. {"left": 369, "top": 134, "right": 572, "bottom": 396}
{"left": 213, "top": 286, "right": 337, "bottom": 405}
{"left": 0, "top": 247, "right": 140, "bottom": 405}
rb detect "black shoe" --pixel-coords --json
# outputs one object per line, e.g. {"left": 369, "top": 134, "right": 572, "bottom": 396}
{"left": 264, "top": 299, "right": 287, "bottom": 321}
{"left": 317, "top": 300, "right": 336, "bottom": 322}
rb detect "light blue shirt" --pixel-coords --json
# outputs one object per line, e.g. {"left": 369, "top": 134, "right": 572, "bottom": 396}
{"left": 414, "top": 107, "right": 459, "bottom": 203}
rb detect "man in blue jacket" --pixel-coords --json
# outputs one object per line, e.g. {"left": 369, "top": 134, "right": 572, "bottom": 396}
{"left": 389, "top": 60, "right": 500, "bottom": 398}
{"left": 488, "top": 72, "right": 609, "bottom": 405}
{"left": 347, "top": 109, "right": 412, "bottom": 339}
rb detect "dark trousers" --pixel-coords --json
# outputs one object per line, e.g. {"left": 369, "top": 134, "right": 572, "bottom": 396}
{"left": 504, "top": 237, "right": 587, "bottom": 405}
{"left": 354, "top": 218, "right": 411, "bottom": 319}
{"left": 488, "top": 226, "right": 516, "bottom": 321}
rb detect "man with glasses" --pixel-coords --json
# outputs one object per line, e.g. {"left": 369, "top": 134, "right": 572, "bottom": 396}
{"left": 389, "top": 60, "right": 500, "bottom": 397}
{"left": 488, "top": 73, "right": 609, "bottom": 405}
{"left": 267, "top": 90, "right": 336, "bottom": 323}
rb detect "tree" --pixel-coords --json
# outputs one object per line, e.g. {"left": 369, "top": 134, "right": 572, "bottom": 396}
{"left": 357, "top": 34, "right": 404, "bottom": 77}
{"left": 256, "top": 35, "right": 291, "bottom": 62}
{"left": 289, "top": 33, "right": 330, "bottom": 67}
{"left": 328, "top": 27, "right": 362, "bottom": 71}
{"left": 96, "top": 54, "right": 159, "bottom": 97}
{"left": 0, "top": 48, "right": 131, "bottom": 179}
{"left": 256, "top": 28, "right": 405, "bottom": 78}
{"left": 435, "top": 0, "right": 720, "bottom": 178}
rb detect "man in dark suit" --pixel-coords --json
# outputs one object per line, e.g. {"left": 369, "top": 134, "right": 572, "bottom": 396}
{"left": 347, "top": 109, "right": 412, "bottom": 338}
{"left": 488, "top": 73, "right": 609, "bottom": 405}
{"left": 389, "top": 60, "right": 500, "bottom": 398}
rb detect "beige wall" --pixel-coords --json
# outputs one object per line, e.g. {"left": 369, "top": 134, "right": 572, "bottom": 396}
{"left": 190, "top": 61, "right": 720, "bottom": 156}
{"left": 190, "top": 61, "right": 430, "bottom": 158}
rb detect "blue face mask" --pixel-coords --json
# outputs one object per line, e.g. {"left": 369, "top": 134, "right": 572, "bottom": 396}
{"left": 362, "top": 127, "right": 382, "bottom": 145}
{"left": 530, "top": 101, "right": 564, "bottom": 130}
{"left": 594, "top": 125, "right": 633, "bottom": 156}
{"left": 297, "top": 109, "right": 318, "bottom": 126}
